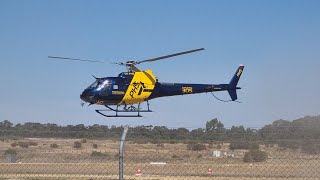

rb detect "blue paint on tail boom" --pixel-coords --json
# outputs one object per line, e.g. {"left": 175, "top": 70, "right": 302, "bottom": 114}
{"left": 149, "top": 65, "right": 244, "bottom": 101}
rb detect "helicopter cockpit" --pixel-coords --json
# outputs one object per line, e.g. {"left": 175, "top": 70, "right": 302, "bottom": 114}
{"left": 80, "top": 77, "right": 127, "bottom": 105}
{"left": 88, "top": 79, "right": 111, "bottom": 91}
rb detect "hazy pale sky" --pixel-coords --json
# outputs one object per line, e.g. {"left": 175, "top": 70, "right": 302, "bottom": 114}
{"left": 1, "top": 0, "right": 319, "bottom": 128}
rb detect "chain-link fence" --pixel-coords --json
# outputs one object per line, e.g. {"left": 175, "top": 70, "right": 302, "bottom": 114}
{"left": 0, "top": 131, "right": 320, "bottom": 180}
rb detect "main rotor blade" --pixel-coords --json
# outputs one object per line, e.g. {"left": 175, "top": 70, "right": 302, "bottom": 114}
{"left": 137, "top": 48, "right": 205, "bottom": 64}
{"left": 48, "top": 56, "right": 104, "bottom": 63}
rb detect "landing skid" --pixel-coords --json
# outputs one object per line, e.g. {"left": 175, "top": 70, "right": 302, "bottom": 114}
{"left": 95, "top": 102, "right": 152, "bottom": 117}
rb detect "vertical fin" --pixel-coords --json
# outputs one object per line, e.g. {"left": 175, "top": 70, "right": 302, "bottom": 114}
{"left": 228, "top": 65, "right": 244, "bottom": 101}
{"left": 229, "top": 65, "right": 244, "bottom": 88}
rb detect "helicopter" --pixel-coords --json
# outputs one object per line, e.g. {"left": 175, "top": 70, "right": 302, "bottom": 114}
{"left": 49, "top": 48, "right": 244, "bottom": 117}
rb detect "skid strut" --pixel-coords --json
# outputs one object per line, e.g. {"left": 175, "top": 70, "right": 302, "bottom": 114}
{"left": 95, "top": 101, "right": 152, "bottom": 117}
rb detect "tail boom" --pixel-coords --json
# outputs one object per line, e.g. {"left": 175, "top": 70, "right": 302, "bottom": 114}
{"left": 148, "top": 65, "right": 244, "bottom": 101}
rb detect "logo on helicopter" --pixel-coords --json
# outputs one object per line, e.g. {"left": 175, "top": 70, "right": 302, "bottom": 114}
{"left": 129, "top": 81, "right": 153, "bottom": 99}
{"left": 237, "top": 68, "right": 243, "bottom": 77}
{"left": 96, "top": 100, "right": 105, "bottom": 104}
{"left": 182, "top": 87, "right": 193, "bottom": 94}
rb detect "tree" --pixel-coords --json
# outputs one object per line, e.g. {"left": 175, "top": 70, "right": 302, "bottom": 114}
{"left": 206, "top": 118, "right": 225, "bottom": 133}
{"left": 0, "top": 120, "right": 13, "bottom": 129}
{"left": 190, "top": 128, "right": 205, "bottom": 140}
{"left": 227, "top": 126, "right": 246, "bottom": 140}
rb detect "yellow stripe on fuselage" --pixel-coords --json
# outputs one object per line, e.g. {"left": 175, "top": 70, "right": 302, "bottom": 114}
{"left": 119, "top": 70, "right": 156, "bottom": 105}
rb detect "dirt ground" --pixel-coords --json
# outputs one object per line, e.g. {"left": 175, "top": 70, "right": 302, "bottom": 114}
{"left": 0, "top": 138, "right": 319, "bottom": 180}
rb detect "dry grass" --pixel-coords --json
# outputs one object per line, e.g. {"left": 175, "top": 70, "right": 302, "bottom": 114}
{"left": 0, "top": 138, "right": 319, "bottom": 180}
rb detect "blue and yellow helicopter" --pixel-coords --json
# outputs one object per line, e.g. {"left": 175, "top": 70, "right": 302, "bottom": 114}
{"left": 49, "top": 48, "right": 244, "bottom": 117}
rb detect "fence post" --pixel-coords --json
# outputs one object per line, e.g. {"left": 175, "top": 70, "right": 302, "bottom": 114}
{"left": 119, "top": 125, "right": 129, "bottom": 180}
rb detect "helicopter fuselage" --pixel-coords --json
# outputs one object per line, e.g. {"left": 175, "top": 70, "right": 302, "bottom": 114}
{"left": 80, "top": 66, "right": 243, "bottom": 106}
{"left": 49, "top": 48, "right": 244, "bottom": 117}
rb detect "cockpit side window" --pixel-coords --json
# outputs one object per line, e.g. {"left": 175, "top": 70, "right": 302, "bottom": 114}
{"left": 88, "top": 79, "right": 111, "bottom": 90}
{"left": 89, "top": 80, "right": 99, "bottom": 89}
{"left": 97, "top": 80, "right": 110, "bottom": 90}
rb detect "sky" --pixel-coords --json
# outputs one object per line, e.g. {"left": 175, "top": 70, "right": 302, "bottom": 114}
{"left": 0, "top": 0, "right": 319, "bottom": 129}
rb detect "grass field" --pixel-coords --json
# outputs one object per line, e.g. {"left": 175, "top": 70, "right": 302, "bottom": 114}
{"left": 0, "top": 138, "right": 319, "bottom": 180}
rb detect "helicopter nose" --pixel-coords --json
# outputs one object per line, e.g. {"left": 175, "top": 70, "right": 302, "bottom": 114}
{"left": 80, "top": 89, "right": 97, "bottom": 103}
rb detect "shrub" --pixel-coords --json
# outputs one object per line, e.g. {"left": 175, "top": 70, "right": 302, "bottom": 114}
{"left": 187, "top": 143, "right": 193, "bottom": 150}
{"left": 93, "top": 143, "right": 98, "bottom": 149}
{"left": 244, "top": 150, "right": 268, "bottom": 162}
{"left": 187, "top": 143, "right": 207, "bottom": 151}
{"left": 18, "top": 142, "right": 29, "bottom": 148}
{"left": 81, "top": 139, "right": 87, "bottom": 143}
{"left": 197, "top": 154, "right": 203, "bottom": 158}
{"left": 5, "top": 148, "right": 17, "bottom": 155}
{"left": 217, "top": 144, "right": 222, "bottom": 149}
{"left": 229, "top": 141, "right": 259, "bottom": 150}
{"left": 74, "top": 141, "right": 82, "bottom": 149}
{"left": 301, "top": 141, "right": 320, "bottom": 155}
{"left": 194, "top": 144, "right": 207, "bottom": 151}
{"left": 268, "top": 144, "right": 274, "bottom": 148}
{"left": 278, "top": 141, "right": 300, "bottom": 150}
{"left": 243, "top": 153, "right": 253, "bottom": 162}
{"left": 157, "top": 144, "right": 164, "bottom": 147}
{"left": 134, "top": 140, "right": 149, "bottom": 144}
{"left": 28, "top": 141, "right": 38, "bottom": 146}
{"left": 249, "top": 143, "right": 259, "bottom": 150}
{"left": 172, "top": 155, "right": 179, "bottom": 158}
{"left": 50, "top": 143, "right": 58, "bottom": 148}
{"left": 11, "top": 141, "right": 38, "bottom": 148}
{"left": 91, "top": 151, "right": 109, "bottom": 157}
{"left": 150, "top": 140, "right": 160, "bottom": 144}
{"left": 230, "top": 141, "right": 248, "bottom": 150}
{"left": 182, "top": 154, "right": 190, "bottom": 158}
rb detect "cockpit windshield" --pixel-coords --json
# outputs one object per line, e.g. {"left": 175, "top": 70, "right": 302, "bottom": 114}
{"left": 88, "top": 79, "right": 111, "bottom": 90}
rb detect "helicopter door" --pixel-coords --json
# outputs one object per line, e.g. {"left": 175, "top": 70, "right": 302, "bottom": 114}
{"left": 112, "top": 79, "right": 126, "bottom": 95}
